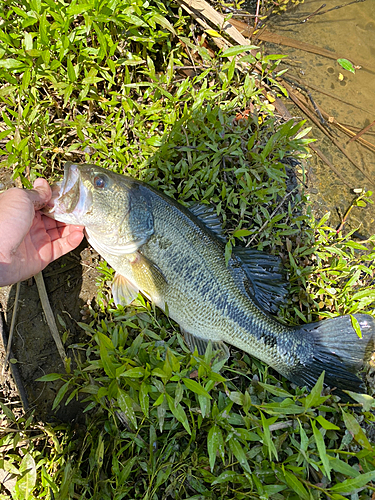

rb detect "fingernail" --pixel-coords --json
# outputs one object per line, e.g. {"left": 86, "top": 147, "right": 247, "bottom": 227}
{"left": 33, "top": 178, "right": 47, "bottom": 188}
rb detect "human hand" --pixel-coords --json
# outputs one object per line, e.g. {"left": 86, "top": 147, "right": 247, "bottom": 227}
{"left": 0, "top": 178, "right": 84, "bottom": 286}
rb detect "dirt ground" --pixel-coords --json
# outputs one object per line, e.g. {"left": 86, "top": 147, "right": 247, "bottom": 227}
{"left": 0, "top": 167, "right": 100, "bottom": 423}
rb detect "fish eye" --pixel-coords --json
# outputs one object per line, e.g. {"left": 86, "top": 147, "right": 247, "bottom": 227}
{"left": 93, "top": 175, "right": 107, "bottom": 189}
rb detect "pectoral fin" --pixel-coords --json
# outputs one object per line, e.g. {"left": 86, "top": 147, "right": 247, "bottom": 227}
{"left": 112, "top": 272, "right": 139, "bottom": 306}
{"left": 182, "top": 329, "right": 230, "bottom": 360}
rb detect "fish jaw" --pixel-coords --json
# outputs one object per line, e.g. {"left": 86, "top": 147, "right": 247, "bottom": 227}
{"left": 44, "top": 162, "right": 92, "bottom": 224}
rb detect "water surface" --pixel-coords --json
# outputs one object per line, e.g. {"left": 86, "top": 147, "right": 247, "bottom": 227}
{"left": 267, "top": 0, "right": 375, "bottom": 236}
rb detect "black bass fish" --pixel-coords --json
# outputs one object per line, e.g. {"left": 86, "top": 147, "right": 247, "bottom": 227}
{"left": 45, "top": 162, "right": 375, "bottom": 394}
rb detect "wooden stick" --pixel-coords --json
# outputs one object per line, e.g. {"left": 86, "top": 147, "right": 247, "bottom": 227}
{"left": 254, "top": 0, "right": 261, "bottom": 27}
{"left": 34, "top": 271, "right": 67, "bottom": 365}
{"left": 348, "top": 119, "right": 375, "bottom": 143}
{"left": 1, "top": 282, "right": 20, "bottom": 374}
{"left": 176, "top": 0, "right": 250, "bottom": 46}
{"left": 230, "top": 18, "right": 368, "bottom": 69}
{"left": 309, "top": 144, "right": 352, "bottom": 189}
{"left": 282, "top": 82, "right": 373, "bottom": 188}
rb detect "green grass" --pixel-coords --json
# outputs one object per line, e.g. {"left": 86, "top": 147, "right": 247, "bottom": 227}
{"left": 1, "top": 0, "right": 375, "bottom": 499}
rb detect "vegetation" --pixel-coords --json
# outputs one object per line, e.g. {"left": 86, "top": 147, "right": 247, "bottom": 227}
{"left": 1, "top": 0, "right": 375, "bottom": 498}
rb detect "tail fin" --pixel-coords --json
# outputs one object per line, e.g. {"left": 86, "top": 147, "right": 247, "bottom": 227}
{"left": 289, "top": 314, "right": 375, "bottom": 395}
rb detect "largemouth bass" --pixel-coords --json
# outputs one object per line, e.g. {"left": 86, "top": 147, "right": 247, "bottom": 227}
{"left": 46, "top": 162, "right": 375, "bottom": 394}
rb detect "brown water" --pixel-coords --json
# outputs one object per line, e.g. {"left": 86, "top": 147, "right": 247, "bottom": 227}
{"left": 268, "top": 0, "right": 375, "bottom": 237}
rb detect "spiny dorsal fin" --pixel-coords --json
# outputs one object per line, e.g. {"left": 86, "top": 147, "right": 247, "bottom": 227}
{"left": 188, "top": 203, "right": 226, "bottom": 242}
{"left": 232, "top": 247, "right": 289, "bottom": 315}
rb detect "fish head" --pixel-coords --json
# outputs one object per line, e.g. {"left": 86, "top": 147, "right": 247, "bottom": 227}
{"left": 45, "top": 162, "right": 154, "bottom": 254}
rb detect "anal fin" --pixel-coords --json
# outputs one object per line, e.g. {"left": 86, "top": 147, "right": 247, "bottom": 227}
{"left": 182, "top": 328, "right": 230, "bottom": 360}
{"left": 112, "top": 272, "right": 139, "bottom": 306}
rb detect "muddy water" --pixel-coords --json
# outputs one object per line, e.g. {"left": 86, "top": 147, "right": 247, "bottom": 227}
{"left": 268, "top": 0, "right": 375, "bottom": 236}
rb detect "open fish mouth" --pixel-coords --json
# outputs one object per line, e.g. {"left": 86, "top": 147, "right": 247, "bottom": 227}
{"left": 44, "top": 162, "right": 91, "bottom": 221}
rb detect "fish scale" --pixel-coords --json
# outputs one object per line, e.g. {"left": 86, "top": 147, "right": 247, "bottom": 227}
{"left": 45, "top": 162, "right": 375, "bottom": 397}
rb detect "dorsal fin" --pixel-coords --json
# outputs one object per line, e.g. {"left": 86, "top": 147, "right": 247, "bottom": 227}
{"left": 232, "top": 247, "right": 289, "bottom": 315}
{"left": 188, "top": 203, "right": 226, "bottom": 241}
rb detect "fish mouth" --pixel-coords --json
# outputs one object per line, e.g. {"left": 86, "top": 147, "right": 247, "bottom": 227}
{"left": 44, "top": 162, "right": 91, "bottom": 222}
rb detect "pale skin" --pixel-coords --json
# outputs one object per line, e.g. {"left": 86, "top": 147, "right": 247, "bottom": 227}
{"left": 0, "top": 178, "right": 84, "bottom": 287}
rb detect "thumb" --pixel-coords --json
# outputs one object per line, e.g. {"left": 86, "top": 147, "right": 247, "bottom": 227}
{"left": 28, "top": 178, "right": 52, "bottom": 210}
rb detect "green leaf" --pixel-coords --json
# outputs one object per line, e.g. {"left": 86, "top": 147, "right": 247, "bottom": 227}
{"left": 316, "top": 212, "right": 331, "bottom": 228}
{"left": 304, "top": 371, "right": 327, "bottom": 409}
{"left": 118, "top": 390, "right": 137, "bottom": 429}
{"left": 67, "top": 57, "right": 76, "bottom": 82}
{"left": 207, "top": 425, "right": 224, "bottom": 471}
{"left": 152, "top": 367, "right": 169, "bottom": 380}
{"left": 0, "top": 85, "right": 17, "bottom": 97}
{"left": 96, "top": 331, "right": 114, "bottom": 349}
{"left": 99, "top": 343, "right": 116, "bottom": 379}
{"left": 25, "top": 48, "right": 42, "bottom": 57}
{"left": 120, "top": 456, "right": 138, "bottom": 483}
{"left": 120, "top": 367, "right": 145, "bottom": 378}
{"left": 257, "top": 382, "right": 292, "bottom": 398}
{"left": 228, "top": 437, "right": 250, "bottom": 473}
{"left": 211, "top": 470, "right": 239, "bottom": 485}
{"left": 14, "top": 453, "right": 36, "bottom": 498}
{"left": 337, "top": 58, "right": 356, "bottom": 74}
{"left": 0, "top": 59, "right": 26, "bottom": 69}
{"left": 52, "top": 380, "right": 71, "bottom": 410}
{"left": 282, "top": 469, "right": 310, "bottom": 500}
{"left": 351, "top": 290, "right": 375, "bottom": 301}
{"left": 221, "top": 45, "right": 258, "bottom": 57}
{"left": 356, "top": 199, "right": 367, "bottom": 207}
{"left": 82, "top": 68, "right": 103, "bottom": 85}
{"left": 225, "top": 240, "right": 232, "bottom": 266}
{"left": 166, "top": 394, "right": 191, "bottom": 435}
{"left": 228, "top": 391, "right": 244, "bottom": 405}
{"left": 66, "top": 3, "right": 92, "bottom": 15}
{"left": 205, "top": 29, "right": 223, "bottom": 38}
{"left": 343, "top": 391, "right": 374, "bottom": 411}
{"left": 331, "top": 494, "right": 352, "bottom": 500}
{"left": 39, "top": 12, "right": 50, "bottom": 46}
{"left": 0, "top": 401, "right": 16, "bottom": 422}
{"left": 77, "top": 322, "right": 96, "bottom": 333}
{"left": 329, "top": 457, "right": 359, "bottom": 478}
{"left": 315, "top": 415, "right": 340, "bottom": 430}
{"left": 182, "top": 378, "right": 212, "bottom": 398}
{"left": 311, "top": 420, "right": 331, "bottom": 480}
{"left": 150, "top": 13, "right": 176, "bottom": 35}
{"left": 342, "top": 410, "right": 373, "bottom": 450}
{"left": 260, "top": 401, "right": 304, "bottom": 415}
{"left": 264, "top": 485, "right": 287, "bottom": 496}
{"left": 261, "top": 134, "right": 275, "bottom": 160}
{"left": 139, "top": 382, "right": 150, "bottom": 417}
{"left": 260, "top": 412, "right": 278, "bottom": 461}
{"left": 93, "top": 22, "right": 107, "bottom": 60}
{"left": 36, "top": 373, "right": 64, "bottom": 382}
{"left": 232, "top": 228, "right": 252, "bottom": 238}
{"left": 227, "top": 57, "right": 235, "bottom": 82}
{"left": 198, "top": 393, "right": 211, "bottom": 418}
{"left": 166, "top": 349, "right": 180, "bottom": 373}
{"left": 350, "top": 314, "right": 362, "bottom": 338}
{"left": 330, "top": 470, "right": 375, "bottom": 493}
